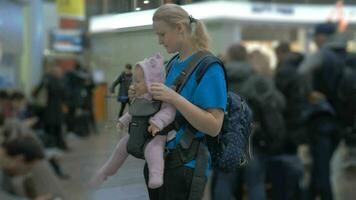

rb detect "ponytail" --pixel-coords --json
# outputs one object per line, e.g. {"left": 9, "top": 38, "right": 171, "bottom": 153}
{"left": 190, "top": 18, "right": 210, "bottom": 52}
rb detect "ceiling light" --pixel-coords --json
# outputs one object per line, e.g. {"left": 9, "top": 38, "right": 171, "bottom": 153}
{"left": 135, "top": 7, "right": 141, "bottom": 11}
{"left": 143, "top": 0, "right": 150, "bottom": 4}
{"left": 90, "top": 1, "right": 356, "bottom": 34}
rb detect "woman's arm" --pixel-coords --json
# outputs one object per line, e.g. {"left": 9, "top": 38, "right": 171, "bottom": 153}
{"left": 150, "top": 83, "right": 224, "bottom": 137}
{"left": 150, "top": 102, "right": 176, "bottom": 130}
{"left": 171, "top": 94, "right": 224, "bottom": 137}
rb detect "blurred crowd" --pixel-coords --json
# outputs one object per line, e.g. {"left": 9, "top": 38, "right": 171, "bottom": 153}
{"left": 0, "top": 60, "right": 96, "bottom": 199}
{"left": 211, "top": 22, "right": 356, "bottom": 200}
{"left": 0, "top": 19, "right": 355, "bottom": 199}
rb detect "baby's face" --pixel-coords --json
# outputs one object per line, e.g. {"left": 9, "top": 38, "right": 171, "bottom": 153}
{"left": 133, "top": 66, "right": 148, "bottom": 95}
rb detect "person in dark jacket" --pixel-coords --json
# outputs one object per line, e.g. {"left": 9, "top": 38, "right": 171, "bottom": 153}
{"left": 110, "top": 63, "right": 133, "bottom": 118}
{"left": 83, "top": 70, "right": 97, "bottom": 134}
{"left": 275, "top": 42, "right": 308, "bottom": 152}
{"left": 298, "top": 22, "right": 344, "bottom": 200}
{"left": 64, "top": 62, "right": 92, "bottom": 137}
{"left": 43, "top": 65, "right": 68, "bottom": 150}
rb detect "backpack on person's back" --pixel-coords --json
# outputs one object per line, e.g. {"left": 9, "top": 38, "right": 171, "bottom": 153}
{"left": 318, "top": 50, "right": 356, "bottom": 145}
{"left": 166, "top": 52, "right": 253, "bottom": 172}
{"left": 226, "top": 60, "right": 287, "bottom": 155}
{"left": 335, "top": 53, "right": 356, "bottom": 127}
{"left": 335, "top": 53, "right": 356, "bottom": 146}
{"left": 275, "top": 58, "right": 309, "bottom": 149}
{"left": 242, "top": 74, "right": 287, "bottom": 154}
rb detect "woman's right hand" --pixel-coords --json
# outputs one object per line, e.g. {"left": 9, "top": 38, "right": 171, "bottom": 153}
{"left": 128, "top": 85, "right": 137, "bottom": 99}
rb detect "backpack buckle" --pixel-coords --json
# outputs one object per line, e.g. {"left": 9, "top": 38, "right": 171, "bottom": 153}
{"left": 164, "top": 147, "right": 171, "bottom": 158}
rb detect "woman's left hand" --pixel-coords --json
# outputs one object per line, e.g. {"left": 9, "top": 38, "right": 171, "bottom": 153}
{"left": 150, "top": 83, "right": 178, "bottom": 104}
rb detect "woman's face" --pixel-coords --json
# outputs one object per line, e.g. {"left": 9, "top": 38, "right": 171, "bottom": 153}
{"left": 153, "top": 20, "right": 182, "bottom": 54}
{"left": 133, "top": 66, "right": 148, "bottom": 96}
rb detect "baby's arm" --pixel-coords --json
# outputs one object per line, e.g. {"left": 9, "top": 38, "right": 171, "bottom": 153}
{"left": 117, "top": 112, "right": 132, "bottom": 128}
{"left": 149, "top": 102, "right": 176, "bottom": 136}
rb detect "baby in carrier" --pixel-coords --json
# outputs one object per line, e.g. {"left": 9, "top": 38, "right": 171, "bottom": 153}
{"left": 90, "top": 53, "right": 175, "bottom": 189}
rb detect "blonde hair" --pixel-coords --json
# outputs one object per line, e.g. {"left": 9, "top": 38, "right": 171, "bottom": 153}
{"left": 248, "top": 50, "right": 273, "bottom": 77}
{"left": 153, "top": 4, "right": 210, "bottom": 52}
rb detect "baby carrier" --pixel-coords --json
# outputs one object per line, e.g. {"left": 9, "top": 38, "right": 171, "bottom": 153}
{"left": 126, "top": 98, "right": 161, "bottom": 159}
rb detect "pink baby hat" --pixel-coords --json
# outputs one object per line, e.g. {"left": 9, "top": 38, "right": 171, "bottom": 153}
{"left": 137, "top": 53, "right": 165, "bottom": 93}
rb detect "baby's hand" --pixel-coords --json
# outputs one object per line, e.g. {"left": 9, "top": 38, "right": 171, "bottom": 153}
{"left": 148, "top": 123, "right": 160, "bottom": 136}
{"left": 128, "top": 85, "right": 137, "bottom": 99}
{"left": 116, "top": 122, "right": 124, "bottom": 130}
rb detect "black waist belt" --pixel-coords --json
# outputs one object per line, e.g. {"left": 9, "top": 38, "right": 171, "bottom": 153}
{"left": 163, "top": 137, "right": 209, "bottom": 200}
{"left": 164, "top": 139, "right": 201, "bottom": 169}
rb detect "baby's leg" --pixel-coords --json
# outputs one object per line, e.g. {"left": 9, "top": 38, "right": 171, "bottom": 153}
{"left": 90, "top": 135, "right": 129, "bottom": 187}
{"left": 144, "top": 135, "right": 166, "bottom": 189}
{"left": 101, "top": 134, "right": 130, "bottom": 175}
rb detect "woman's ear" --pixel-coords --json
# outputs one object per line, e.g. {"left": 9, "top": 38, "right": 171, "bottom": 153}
{"left": 176, "top": 22, "right": 185, "bottom": 35}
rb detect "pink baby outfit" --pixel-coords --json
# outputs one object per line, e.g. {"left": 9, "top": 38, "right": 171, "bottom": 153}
{"left": 90, "top": 53, "right": 175, "bottom": 189}
{"left": 120, "top": 53, "right": 173, "bottom": 131}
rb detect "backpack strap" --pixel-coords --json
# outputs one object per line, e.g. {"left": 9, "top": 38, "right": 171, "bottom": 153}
{"left": 166, "top": 50, "right": 214, "bottom": 146}
{"left": 166, "top": 53, "right": 179, "bottom": 76}
{"left": 195, "top": 55, "right": 228, "bottom": 91}
{"left": 188, "top": 138, "right": 209, "bottom": 200}
{"left": 165, "top": 51, "right": 225, "bottom": 200}
{"left": 169, "top": 51, "right": 227, "bottom": 149}
{"left": 164, "top": 128, "right": 208, "bottom": 200}
{"left": 172, "top": 51, "right": 211, "bottom": 92}
{"left": 157, "top": 52, "right": 210, "bottom": 136}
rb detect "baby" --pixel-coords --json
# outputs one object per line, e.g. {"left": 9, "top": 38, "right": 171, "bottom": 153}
{"left": 90, "top": 53, "right": 175, "bottom": 189}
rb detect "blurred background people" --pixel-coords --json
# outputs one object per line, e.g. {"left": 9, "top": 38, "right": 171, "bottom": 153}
{"left": 43, "top": 64, "right": 68, "bottom": 150}
{"left": 110, "top": 63, "right": 133, "bottom": 118}
{"left": 64, "top": 62, "right": 94, "bottom": 137}
{"left": 1, "top": 0, "right": 356, "bottom": 199}
{"left": 298, "top": 22, "right": 344, "bottom": 200}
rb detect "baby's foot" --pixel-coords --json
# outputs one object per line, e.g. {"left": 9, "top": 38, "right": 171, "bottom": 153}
{"left": 88, "top": 171, "right": 107, "bottom": 188}
{"left": 148, "top": 171, "right": 163, "bottom": 189}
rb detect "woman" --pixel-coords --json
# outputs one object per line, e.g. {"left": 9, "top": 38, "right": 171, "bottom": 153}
{"left": 129, "top": 4, "right": 227, "bottom": 200}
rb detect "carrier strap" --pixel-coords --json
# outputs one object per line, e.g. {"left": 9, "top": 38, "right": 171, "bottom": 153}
{"left": 165, "top": 51, "right": 214, "bottom": 200}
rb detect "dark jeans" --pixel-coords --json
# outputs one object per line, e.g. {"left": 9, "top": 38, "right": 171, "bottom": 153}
{"left": 211, "top": 152, "right": 268, "bottom": 200}
{"left": 44, "top": 123, "right": 67, "bottom": 150}
{"left": 66, "top": 108, "right": 76, "bottom": 133}
{"left": 268, "top": 155, "right": 304, "bottom": 200}
{"left": 244, "top": 151, "right": 268, "bottom": 200}
{"left": 213, "top": 152, "right": 303, "bottom": 200}
{"left": 211, "top": 170, "right": 243, "bottom": 200}
{"left": 118, "top": 100, "right": 129, "bottom": 118}
{"left": 308, "top": 133, "right": 339, "bottom": 200}
{"left": 144, "top": 164, "right": 194, "bottom": 200}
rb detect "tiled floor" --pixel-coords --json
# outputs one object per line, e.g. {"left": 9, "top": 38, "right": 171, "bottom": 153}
{"left": 57, "top": 120, "right": 356, "bottom": 200}
{"left": 59, "top": 124, "right": 149, "bottom": 200}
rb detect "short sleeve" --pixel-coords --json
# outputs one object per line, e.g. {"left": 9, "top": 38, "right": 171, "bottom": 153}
{"left": 193, "top": 63, "right": 227, "bottom": 111}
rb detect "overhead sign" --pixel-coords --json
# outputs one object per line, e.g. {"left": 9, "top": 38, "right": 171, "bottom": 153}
{"left": 56, "top": 0, "right": 85, "bottom": 18}
{"left": 51, "top": 29, "right": 83, "bottom": 53}
{"left": 251, "top": 4, "right": 295, "bottom": 15}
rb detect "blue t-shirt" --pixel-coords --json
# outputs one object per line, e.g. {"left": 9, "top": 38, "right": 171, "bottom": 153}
{"left": 165, "top": 53, "right": 227, "bottom": 172}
